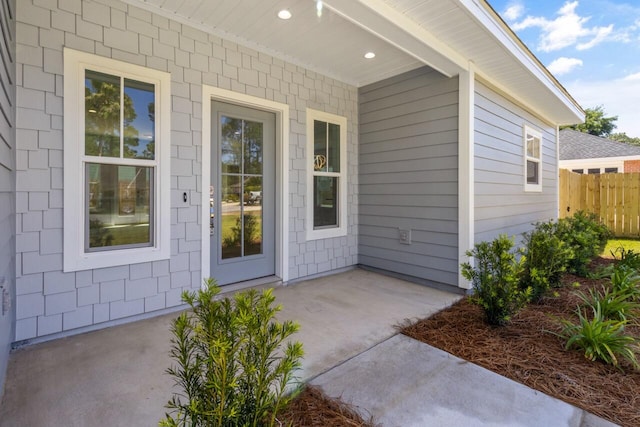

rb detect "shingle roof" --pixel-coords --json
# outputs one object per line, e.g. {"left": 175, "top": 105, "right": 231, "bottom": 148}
{"left": 559, "top": 129, "right": 640, "bottom": 160}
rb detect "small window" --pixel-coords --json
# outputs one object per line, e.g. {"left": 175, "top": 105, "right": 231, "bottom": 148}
{"left": 306, "top": 109, "right": 347, "bottom": 240}
{"left": 588, "top": 168, "right": 600, "bottom": 175}
{"left": 572, "top": 169, "right": 584, "bottom": 174}
{"left": 604, "top": 167, "right": 618, "bottom": 174}
{"left": 524, "top": 125, "right": 542, "bottom": 192}
{"left": 64, "top": 49, "right": 170, "bottom": 271}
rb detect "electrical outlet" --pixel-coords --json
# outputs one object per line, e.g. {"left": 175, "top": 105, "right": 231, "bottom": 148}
{"left": 399, "top": 229, "right": 411, "bottom": 245}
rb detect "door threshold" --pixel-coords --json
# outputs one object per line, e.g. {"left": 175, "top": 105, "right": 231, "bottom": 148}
{"left": 217, "top": 275, "right": 283, "bottom": 295}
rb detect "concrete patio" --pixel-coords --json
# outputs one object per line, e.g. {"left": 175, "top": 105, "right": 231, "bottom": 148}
{"left": 0, "top": 268, "right": 618, "bottom": 427}
{"left": 0, "top": 268, "right": 460, "bottom": 426}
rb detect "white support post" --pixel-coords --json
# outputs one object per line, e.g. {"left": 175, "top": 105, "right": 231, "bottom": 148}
{"left": 458, "top": 63, "right": 475, "bottom": 290}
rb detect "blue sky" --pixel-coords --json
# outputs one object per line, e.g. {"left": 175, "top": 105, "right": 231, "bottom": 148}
{"left": 489, "top": 0, "right": 640, "bottom": 136}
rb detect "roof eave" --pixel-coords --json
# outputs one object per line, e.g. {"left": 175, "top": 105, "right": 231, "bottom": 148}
{"left": 459, "top": 0, "right": 585, "bottom": 125}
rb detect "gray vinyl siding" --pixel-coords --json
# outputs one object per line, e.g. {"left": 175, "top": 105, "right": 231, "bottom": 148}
{"left": 358, "top": 67, "right": 459, "bottom": 287}
{"left": 474, "top": 81, "right": 557, "bottom": 243}
{"left": 0, "top": 0, "right": 15, "bottom": 394}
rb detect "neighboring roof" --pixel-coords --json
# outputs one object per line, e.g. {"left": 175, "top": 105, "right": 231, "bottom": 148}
{"left": 128, "top": 0, "right": 583, "bottom": 126}
{"left": 559, "top": 129, "right": 640, "bottom": 160}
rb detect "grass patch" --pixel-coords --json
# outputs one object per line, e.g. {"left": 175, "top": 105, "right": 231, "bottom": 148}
{"left": 602, "top": 238, "right": 640, "bottom": 258}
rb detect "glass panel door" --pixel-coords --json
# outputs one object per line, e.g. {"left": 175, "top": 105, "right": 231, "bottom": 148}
{"left": 210, "top": 102, "right": 275, "bottom": 285}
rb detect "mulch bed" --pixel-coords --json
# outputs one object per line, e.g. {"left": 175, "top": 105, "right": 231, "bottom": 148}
{"left": 402, "top": 257, "right": 640, "bottom": 427}
{"left": 279, "top": 385, "right": 378, "bottom": 427}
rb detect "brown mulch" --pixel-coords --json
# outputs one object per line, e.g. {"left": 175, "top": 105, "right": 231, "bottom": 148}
{"left": 279, "top": 385, "right": 379, "bottom": 427}
{"left": 402, "top": 257, "right": 640, "bottom": 427}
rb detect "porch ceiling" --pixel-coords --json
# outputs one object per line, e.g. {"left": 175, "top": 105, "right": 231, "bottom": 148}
{"left": 125, "top": 0, "right": 584, "bottom": 125}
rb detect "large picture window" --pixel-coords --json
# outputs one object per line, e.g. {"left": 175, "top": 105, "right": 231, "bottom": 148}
{"left": 306, "top": 109, "right": 347, "bottom": 240}
{"left": 64, "top": 49, "right": 170, "bottom": 271}
{"left": 524, "top": 125, "right": 542, "bottom": 192}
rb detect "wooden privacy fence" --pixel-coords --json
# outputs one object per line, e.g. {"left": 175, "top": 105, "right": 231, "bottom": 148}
{"left": 559, "top": 169, "right": 640, "bottom": 237}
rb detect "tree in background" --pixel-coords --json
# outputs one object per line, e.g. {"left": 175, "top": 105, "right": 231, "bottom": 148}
{"left": 610, "top": 132, "right": 640, "bottom": 146}
{"left": 562, "top": 106, "right": 618, "bottom": 137}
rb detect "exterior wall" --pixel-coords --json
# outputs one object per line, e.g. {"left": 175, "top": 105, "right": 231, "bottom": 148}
{"left": 15, "top": 0, "right": 358, "bottom": 341}
{"left": 559, "top": 158, "right": 627, "bottom": 174}
{"left": 358, "top": 67, "right": 459, "bottom": 287}
{"left": 624, "top": 160, "right": 640, "bottom": 173}
{"left": 474, "top": 81, "right": 557, "bottom": 243}
{"left": 0, "top": 0, "right": 15, "bottom": 394}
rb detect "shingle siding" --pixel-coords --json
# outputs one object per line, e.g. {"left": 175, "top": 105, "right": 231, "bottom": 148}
{"left": 0, "top": 0, "right": 16, "bottom": 393}
{"left": 14, "top": 0, "right": 358, "bottom": 340}
{"left": 474, "top": 82, "right": 557, "bottom": 243}
{"left": 358, "top": 67, "right": 459, "bottom": 288}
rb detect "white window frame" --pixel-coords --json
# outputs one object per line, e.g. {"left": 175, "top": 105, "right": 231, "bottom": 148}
{"left": 523, "top": 125, "right": 543, "bottom": 192}
{"left": 63, "top": 48, "right": 171, "bottom": 272}
{"left": 306, "top": 109, "right": 348, "bottom": 240}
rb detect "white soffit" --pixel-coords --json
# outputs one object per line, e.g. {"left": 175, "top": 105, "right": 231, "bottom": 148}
{"left": 126, "top": 0, "right": 583, "bottom": 124}
{"left": 125, "top": 0, "right": 426, "bottom": 87}
{"left": 377, "top": 0, "right": 584, "bottom": 125}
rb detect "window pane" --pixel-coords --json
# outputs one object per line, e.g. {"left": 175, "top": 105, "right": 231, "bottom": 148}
{"left": 221, "top": 116, "right": 242, "bottom": 174}
{"left": 604, "top": 168, "right": 618, "bottom": 173}
{"left": 328, "top": 123, "right": 340, "bottom": 172}
{"left": 526, "top": 134, "right": 540, "bottom": 158}
{"left": 243, "top": 120, "right": 263, "bottom": 175}
{"left": 87, "top": 163, "right": 152, "bottom": 250}
{"left": 221, "top": 174, "right": 241, "bottom": 259}
{"left": 124, "top": 79, "right": 155, "bottom": 160}
{"left": 85, "top": 70, "right": 121, "bottom": 157}
{"left": 588, "top": 168, "right": 600, "bottom": 174}
{"left": 244, "top": 176, "right": 262, "bottom": 256}
{"left": 314, "top": 120, "right": 327, "bottom": 172}
{"left": 314, "top": 176, "right": 338, "bottom": 228}
{"left": 526, "top": 160, "right": 539, "bottom": 185}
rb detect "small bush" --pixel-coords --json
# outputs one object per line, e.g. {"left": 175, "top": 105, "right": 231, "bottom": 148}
{"left": 520, "top": 220, "right": 574, "bottom": 302}
{"left": 556, "top": 303, "right": 638, "bottom": 370}
{"left": 575, "top": 286, "right": 640, "bottom": 322}
{"left": 461, "top": 234, "right": 530, "bottom": 326}
{"left": 614, "top": 247, "right": 640, "bottom": 270}
{"left": 610, "top": 265, "right": 640, "bottom": 301}
{"left": 556, "top": 211, "right": 611, "bottom": 276}
{"left": 161, "top": 279, "right": 304, "bottom": 427}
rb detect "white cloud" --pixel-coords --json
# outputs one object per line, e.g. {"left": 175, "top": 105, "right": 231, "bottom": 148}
{"left": 547, "top": 57, "right": 583, "bottom": 75}
{"left": 512, "top": 1, "right": 614, "bottom": 52}
{"left": 566, "top": 76, "right": 640, "bottom": 136}
{"left": 503, "top": 3, "right": 524, "bottom": 21}
{"left": 624, "top": 72, "right": 640, "bottom": 81}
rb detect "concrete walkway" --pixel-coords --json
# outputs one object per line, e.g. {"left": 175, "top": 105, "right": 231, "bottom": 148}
{"left": 0, "top": 268, "right": 618, "bottom": 426}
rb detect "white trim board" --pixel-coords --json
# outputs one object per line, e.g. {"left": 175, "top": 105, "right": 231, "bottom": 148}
{"left": 201, "top": 86, "right": 290, "bottom": 286}
{"left": 457, "top": 64, "right": 475, "bottom": 290}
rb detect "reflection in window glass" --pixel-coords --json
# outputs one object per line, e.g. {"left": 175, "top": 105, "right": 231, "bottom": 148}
{"left": 314, "top": 176, "right": 338, "bottom": 228}
{"left": 221, "top": 117, "right": 242, "bottom": 174}
{"left": 85, "top": 70, "right": 121, "bottom": 157}
{"left": 124, "top": 79, "right": 155, "bottom": 160}
{"left": 328, "top": 123, "right": 340, "bottom": 172}
{"left": 243, "top": 120, "right": 263, "bottom": 175}
{"left": 314, "top": 120, "right": 327, "bottom": 172}
{"left": 527, "top": 160, "right": 538, "bottom": 184}
{"left": 86, "top": 163, "right": 152, "bottom": 250}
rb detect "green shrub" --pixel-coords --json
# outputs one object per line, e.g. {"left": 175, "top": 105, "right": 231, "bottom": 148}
{"left": 610, "top": 265, "right": 640, "bottom": 301}
{"left": 461, "top": 234, "right": 530, "bottom": 326}
{"left": 555, "top": 303, "right": 638, "bottom": 370}
{"left": 556, "top": 211, "right": 611, "bottom": 276}
{"left": 613, "top": 247, "right": 640, "bottom": 270}
{"left": 520, "top": 221, "right": 574, "bottom": 302}
{"left": 160, "top": 279, "right": 304, "bottom": 427}
{"left": 575, "top": 286, "right": 640, "bottom": 322}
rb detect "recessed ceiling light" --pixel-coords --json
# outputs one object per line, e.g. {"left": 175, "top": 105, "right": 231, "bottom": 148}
{"left": 278, "top": 9, "right": 292, "bottom": 20}
{"left": 364, "top": 52, "right": 376, "bottom": 59}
